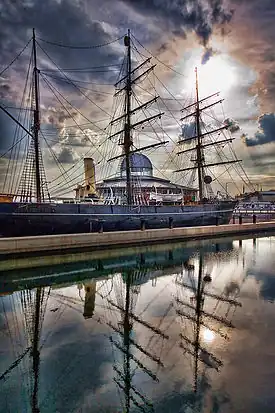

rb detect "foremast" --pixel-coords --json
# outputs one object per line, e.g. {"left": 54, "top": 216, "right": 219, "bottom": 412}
{"left": 0, "top": 28, "right": 47, "bottom": 203}
{"left": 176, "top": 68, "right": 242, "bottom": 202}
{"left": 108, "top": 30, "right": 167, "bottom": 205}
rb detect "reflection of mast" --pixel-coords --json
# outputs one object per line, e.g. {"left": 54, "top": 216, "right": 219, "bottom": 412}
{"left": 20, "top": 286, "right": 50, "bottom": 412}
{"left": 31, "top": 288, "right": 42, "bottom": 413}
{"left": 175, "top": 253, "right": 242, "bottom": 393}
{"left": 0, "top": 287, "right": 49, "bottom": 405}
{"left": 106, "top": 269, "right": 167, "bottom": 412}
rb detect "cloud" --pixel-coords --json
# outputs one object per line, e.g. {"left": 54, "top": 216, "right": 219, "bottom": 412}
{"left": 181, "top": 121, "right": 196, "bottom": 140}
{"left": 201, "top": 47, "right": 217, "bottom": 64}
{"left": 46, "top": 106, "right": 78, "bottom": 129}
{"left": 224, "top": 0, "right": 275, "bottom": 112}
{"left": 121, "top": 0, "right": 234, "bottom": 46}
{"left": 55, "top": 146, "right": 79, "bottom": 164}
{"left": 245, "top": 113, "right": 275, "bottom": 146}
{"left": 223, "top": 118, "right": 240, "bottom": 133}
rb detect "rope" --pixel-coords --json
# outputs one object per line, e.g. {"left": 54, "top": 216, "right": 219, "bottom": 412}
{"left": 0, "top": 39, "right": 31, "bottom": 76}
{"left": 37, "top": 34, "right": 125, "bottom": 49}
{"left": 132, "top": 34, "right": 186, "bottom": 77}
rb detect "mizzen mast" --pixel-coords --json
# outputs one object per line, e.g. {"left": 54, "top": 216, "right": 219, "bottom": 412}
{"left": 175, "top": 68, "right": 242, "bottom": 201}
{"left": 195, "top": 67, "right": 204, "bottom": 202}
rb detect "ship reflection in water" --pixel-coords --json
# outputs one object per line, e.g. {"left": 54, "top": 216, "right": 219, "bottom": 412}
{"left": 1, "top": 235, "right": 275, "bottom": 412}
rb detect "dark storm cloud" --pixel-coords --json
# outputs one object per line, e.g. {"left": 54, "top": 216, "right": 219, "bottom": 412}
{"left": 181, "top": 122, "right": 196, "bottom": 140}
{"left": 245, "top": 113, "right": 275, "bottom": 146}
{"left": 223, "top": 118, "right": 240, "bottom": 133}
{"left": 201, "top": 47, "right": 215, "bottom": 64}
{"left": 121, "top": 0, "right": 234, "bottom": 46}
{"left": 249, "top": 269, "right": 275, "bottom": 303}
{"left": 0, "top": 0, "right": 124, "bottom": 101}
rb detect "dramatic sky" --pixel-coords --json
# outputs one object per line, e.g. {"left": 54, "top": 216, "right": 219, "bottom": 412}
{"left": 1, "top": 0, "right": 275, "bottom": 197}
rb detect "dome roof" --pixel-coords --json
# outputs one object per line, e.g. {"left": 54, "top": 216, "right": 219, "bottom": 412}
{"left": 120, "top": 153, "right": 153, "bottom": 177}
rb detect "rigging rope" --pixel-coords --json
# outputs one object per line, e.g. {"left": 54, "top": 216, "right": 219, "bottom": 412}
{"left": 0, "top": 134, "right": 28, "bottom": 160}
{"left": 37, "top": 43, "right": 111, "bottom": 116}
{"left": 132, "top": 34, "right": 186, "bottom": 77}
{"left": 37, "top": 34, "right": 125, "bottom": 49}
{"left": 0, "top": 39, "right": 31, "bottom": 77}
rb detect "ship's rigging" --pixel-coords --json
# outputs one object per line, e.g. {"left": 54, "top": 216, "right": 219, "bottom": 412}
{"left": 0, "top": 28, "right": 256, "bottom": 203}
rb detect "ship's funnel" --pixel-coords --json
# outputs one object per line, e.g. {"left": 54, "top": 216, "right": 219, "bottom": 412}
{"left": 83, "top": 281, "right": 96, "bottom": 319}
{"left": 84, "top": 157, "right": 96, "bottom": 195}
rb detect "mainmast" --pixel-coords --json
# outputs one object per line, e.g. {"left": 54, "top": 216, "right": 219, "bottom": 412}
{"left": 124, "top": 30, "right": 133, "bottom": 205}
{"left": 32, "top": 28, "right": 42, "bottom": 203}
{"left": 108, "top": 31, "right": 166, "bottom": 205}
{"left": 195, "top": 68, "right": 204, "bottom": 201}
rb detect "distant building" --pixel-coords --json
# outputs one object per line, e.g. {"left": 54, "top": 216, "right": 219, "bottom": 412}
{"left": 242, "top": 190, "right": 275, "bottom": 202}
{"left": 259, "top": 191, "right": 275, "bottom": 202}
{"left": 96, "top": 153, "right": 197, "bottom": 204}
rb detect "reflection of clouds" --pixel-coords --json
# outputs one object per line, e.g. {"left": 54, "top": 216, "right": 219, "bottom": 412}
{"left": 248, "top": 270, "right": 275, "bottom": 303}
{"left": 3, "top": 236, "right": 275, "bottom": 412}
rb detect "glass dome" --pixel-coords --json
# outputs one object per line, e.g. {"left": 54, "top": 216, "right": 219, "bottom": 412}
{"left": 120, "top": 153, "right": 153, "bottom": 177}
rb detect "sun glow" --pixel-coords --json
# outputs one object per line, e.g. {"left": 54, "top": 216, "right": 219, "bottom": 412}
{"left": 202, "top": 328, "right": 215, "bottom": 343}
{"left": 183, "top": 50, "right": 236, "bottom": 97}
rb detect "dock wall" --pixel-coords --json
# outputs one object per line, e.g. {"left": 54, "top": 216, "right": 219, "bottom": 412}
{"left": 1, "top": 221, "right": 275, "bottom": 255}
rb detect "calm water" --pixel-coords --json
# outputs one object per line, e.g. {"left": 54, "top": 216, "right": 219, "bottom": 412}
{"left": 1, "top": 235, "right": 275, "bottom": 413}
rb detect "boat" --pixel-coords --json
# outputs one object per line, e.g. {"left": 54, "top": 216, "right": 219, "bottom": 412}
{"left": 0, "top": 29, "right": 240, "bottom": 238}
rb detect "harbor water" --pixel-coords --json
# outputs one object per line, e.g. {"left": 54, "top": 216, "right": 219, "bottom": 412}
{"left": 1, "top": 234, "right": 275, "bottom": 412}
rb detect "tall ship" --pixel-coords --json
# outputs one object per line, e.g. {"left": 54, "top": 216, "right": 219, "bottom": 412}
{"left": 0, "top": 29, "right": 244, "bottom": 237}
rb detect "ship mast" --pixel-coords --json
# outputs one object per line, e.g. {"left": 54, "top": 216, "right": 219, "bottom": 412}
{"left": 124, "top": 30, "right": 133, "bottom": 205}
{"left": 195, "top": 68, "right": 204, "bottom": 202}
{"left": 32, "top": 28, "right": 42, "bottom": 203}
{"left": 108, "top": 31, "right": 166, "bottom": 205}
{"left": 176, "top": 68, "right": 242, "bottom": 200}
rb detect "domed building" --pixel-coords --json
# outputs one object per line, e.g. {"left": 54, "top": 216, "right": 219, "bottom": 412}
{"left": 95, "top": 153, "right": 197, "bottom": 205}
{"left": 120, "top": 153, "right": 153, "bottom": 178}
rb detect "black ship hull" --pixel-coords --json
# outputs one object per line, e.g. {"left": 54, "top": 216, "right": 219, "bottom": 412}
{"left": 0, "top": 200, "right": 236, "bottom": 237}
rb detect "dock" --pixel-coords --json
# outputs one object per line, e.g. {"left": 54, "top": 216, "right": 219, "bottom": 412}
{"left": 1, "top": 221, "right": 275, "bottom": 256}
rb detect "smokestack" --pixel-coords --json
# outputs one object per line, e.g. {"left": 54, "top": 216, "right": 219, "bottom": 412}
{"left": 84, "top": 157, "right": 96, "bottom": 195}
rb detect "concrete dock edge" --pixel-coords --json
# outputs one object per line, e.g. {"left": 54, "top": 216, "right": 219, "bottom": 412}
{"left": 1, "top": 221, "right": 275, "bottom": 255}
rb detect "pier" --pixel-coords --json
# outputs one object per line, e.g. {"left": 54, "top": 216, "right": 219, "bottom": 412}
{"left": 1, "top": 221, "right": 275, "bottom": 256}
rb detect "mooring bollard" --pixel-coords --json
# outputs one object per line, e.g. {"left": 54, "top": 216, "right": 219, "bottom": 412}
{"left": 239, "top": 215, "right": 242, "bottom": 225}
{"left": 215, "top": 215, "right": 219, "bottom": 226}
{"left": 98, "top": 221, "right": 104, "bottom": 233}
{"left": 253, "top": 214, "right": 256, "bottom": 224}
{"left": 141, "top": 219, "right": 146, "bottom": 231}
{"left": 169, "top": 217, "right": 173, "bottom": 229}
